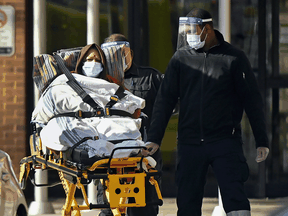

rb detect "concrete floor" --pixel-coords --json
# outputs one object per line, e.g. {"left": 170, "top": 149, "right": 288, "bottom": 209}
{"left": 31, "top": 196, "right": 288, "bottom": 216}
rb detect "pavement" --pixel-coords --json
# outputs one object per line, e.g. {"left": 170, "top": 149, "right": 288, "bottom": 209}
{"left": 29, "top": 197, "right": 288, "bottom": 216}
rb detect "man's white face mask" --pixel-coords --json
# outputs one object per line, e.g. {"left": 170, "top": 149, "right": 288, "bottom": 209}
{"left": 82, "top": 61, "right": 103, "bottom": 77}
{"left": 187, "top": 26, "right": 207, "bottom": 50}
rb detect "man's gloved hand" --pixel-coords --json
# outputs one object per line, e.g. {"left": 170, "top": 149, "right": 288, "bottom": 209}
{"left": 141, "top": 142, "right": 160, "bottom": 156}
{"left": 256, "top": 147, "right": 269, "bottom": 163}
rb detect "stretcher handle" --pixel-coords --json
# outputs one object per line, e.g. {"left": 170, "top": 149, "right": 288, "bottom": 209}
{"left": 107, "top": 146, "right": 148, "bottom": 174}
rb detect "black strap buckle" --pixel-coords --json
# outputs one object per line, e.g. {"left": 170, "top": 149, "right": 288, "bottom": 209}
{"left": 92, "top": 109, "right": 104, "bottom": 117}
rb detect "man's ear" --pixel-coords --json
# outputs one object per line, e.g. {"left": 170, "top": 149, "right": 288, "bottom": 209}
{"left": 205, "top": 24, "right": 213, "bottom": 32}
{"left": 131, "top": 49, "right": 134, "bottom": 59}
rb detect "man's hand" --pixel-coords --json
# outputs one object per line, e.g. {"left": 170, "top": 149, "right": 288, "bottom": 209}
{"left": 142, "top": 142, "right": 160, "bottom": 156}
{"left": 256, "top": 147, "right": 269, "bottom": 163}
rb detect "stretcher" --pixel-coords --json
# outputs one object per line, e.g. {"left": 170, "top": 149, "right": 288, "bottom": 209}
{"left": 19, "top": 125, "right": 163, "bottom": 216}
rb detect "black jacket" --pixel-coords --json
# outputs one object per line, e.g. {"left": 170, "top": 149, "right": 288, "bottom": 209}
{"left": 124, "top": 63, "right": 163, "bottom": 133}
{"left": 147, "top": 30, "right": 269, "bottom": 148}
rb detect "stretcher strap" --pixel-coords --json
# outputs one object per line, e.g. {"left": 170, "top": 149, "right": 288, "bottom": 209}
{"left": 108, "top": 139, "right": 134, "bottom": 144}
{"left": 109, "top": 109, "right": 133, "bottom": 117}
{"left": 105, "top": 85, "right": 126, "bottom": 108}
{"left": 50, "top": 109, "right": 133, "bottom": 120}
{"left": 70, "top": 137, "right": 96, "bottom": 153}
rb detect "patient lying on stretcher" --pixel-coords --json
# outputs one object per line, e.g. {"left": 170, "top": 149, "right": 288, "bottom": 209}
{"left": 31, "top": 43, "right": 146, "bottom": 160}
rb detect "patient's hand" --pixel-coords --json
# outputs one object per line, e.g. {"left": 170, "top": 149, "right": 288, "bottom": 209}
{"left": 142, "top": 142, "right": 159, "bottom": 156}
{"left": 132, "top": 108, "right": 141, "bottom": 119}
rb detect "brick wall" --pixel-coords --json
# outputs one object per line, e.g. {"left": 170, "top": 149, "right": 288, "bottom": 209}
{"left": 0, "top": 0, "right": 28, "bottom": 177}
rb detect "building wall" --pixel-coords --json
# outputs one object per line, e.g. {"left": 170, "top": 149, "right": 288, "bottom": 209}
{"left": 0, "top": 0, "right": 28, "bottom": 177}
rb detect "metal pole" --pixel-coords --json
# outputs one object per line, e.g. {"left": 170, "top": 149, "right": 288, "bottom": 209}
{"left": 257, "top": 0, "right": 267, "bottom": 198}
{"left": 271, "top": 0, "right": 280, "bottom": 183}
{"left": 123, "top": 0, "right": 129, "bottom": 37}
{"left": 87, "top": 0, "right": 100, "bottom": 205}
{"left": 107, "top": 0, "right": 112, "bottom": 35}
{"left": 87, "top": 0, "right": 99, "bottom": 45}
{"left": 212, "top": 0, "right": 231, "bottom": 214}
{"left": 127, "top": 0, "right": 141, "bottom": 65}
{"left": 29, "top": 1, "right": 54, "bottom": 214}
{"left": 219, "top": 0, "right": 231, "bottom": 43}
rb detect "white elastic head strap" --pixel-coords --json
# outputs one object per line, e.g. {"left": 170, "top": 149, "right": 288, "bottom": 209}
{"left": 202, "top": 18, "right": 213, "bottom": 23}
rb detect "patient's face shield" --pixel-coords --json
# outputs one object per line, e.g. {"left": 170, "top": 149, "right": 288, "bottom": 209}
{"left": 101, "top": 41, "right": 131, "bottom": 85}
{"left": 177, "top": 17, "right": 212, "bottom": 50}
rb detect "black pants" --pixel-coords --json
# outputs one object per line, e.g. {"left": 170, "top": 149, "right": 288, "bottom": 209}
{"left": 176, "top": 138, "right": 250, "bottom": 216}
{"left": 97, "top": 149, "right": 162, "bottom": 216}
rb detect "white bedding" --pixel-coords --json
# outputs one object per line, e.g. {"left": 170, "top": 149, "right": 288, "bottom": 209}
{"left": 32, "top": 74, "right": 146, "bottom": 158}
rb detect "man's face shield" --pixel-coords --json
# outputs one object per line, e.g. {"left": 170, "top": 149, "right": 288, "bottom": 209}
{"left": 177, "top": 17, "right": 212, "bottom": 50}
{"left": 101, "top": 41, "right": 131, "bottom": 84}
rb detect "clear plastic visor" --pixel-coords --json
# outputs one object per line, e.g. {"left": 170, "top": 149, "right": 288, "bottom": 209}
{"left": 101, "top": 41, "right": 130, "bottom": 84}
{"left": 176, "top": 17, "right": 212, "bottom": 50}
{"left": 179, "top": 24, "right": 198, "bottom": 35}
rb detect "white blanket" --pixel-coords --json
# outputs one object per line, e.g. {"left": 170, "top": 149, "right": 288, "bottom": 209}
{"left": 32, "top": 74, "right": 146, "bottom": 158}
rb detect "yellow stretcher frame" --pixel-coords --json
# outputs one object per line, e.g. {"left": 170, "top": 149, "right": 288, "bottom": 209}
{"left": 19, "top": 135, "right": 163, "bottom": 216}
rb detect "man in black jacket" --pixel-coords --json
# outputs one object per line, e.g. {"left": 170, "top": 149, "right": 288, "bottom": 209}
{"left": 142, "top": 8, "right": 269, "bottom": 216}
{"left": 98, "top": 34, "right": 163, "bottom": 216}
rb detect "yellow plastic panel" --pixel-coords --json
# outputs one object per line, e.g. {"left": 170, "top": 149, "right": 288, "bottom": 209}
{"left": 108, "top": 172, "right": 146, "bottom": 208}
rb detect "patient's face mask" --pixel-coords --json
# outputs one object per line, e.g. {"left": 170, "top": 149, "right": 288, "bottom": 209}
{"left": 82, "top": 61, "right": 103, "bottom": 77}
{"left": 186, "top": 26, "right": 207, "bottom": 50}
{"left": 82, "top": 49, "right": 103, "bottom": 77}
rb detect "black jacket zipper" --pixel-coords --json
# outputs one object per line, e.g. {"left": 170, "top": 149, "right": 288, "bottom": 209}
{"left": 200, "top": 53, "right": 207, "bottom": 143}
